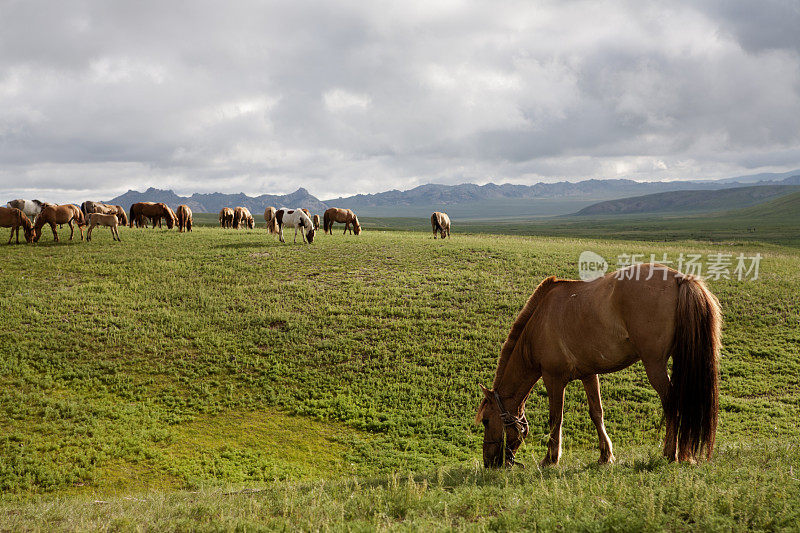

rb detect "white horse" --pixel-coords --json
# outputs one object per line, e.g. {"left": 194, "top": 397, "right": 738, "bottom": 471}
{"left": 6, "top": 199, "right": 49, "bottom": 223}
{"left": 275, "top": 208, "right": 316, "bottom": 244}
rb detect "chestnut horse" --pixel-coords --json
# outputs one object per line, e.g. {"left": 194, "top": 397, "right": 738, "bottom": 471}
{"left": 476, "top": 264, "right": 721, "bottom": 468}
{"left": 264, "top": 206, "right": 278, "bottom": 234}
{"left": 219, "top": 207, "right": 234, "bottom": 228}
{"left": 33, "top": 204, "right": 85, "bottom": 242}
{"left": 87, "top": 213, "right": 121, "bottom": 242}
{"left": 312, "top": 214, "right": 320, "bottom": 231}
{"left": 233, "top": 206, "right": 254, "bottom": 229}
{"left": 431, "top": 212, "right": 451, "bottom": 239}
{"left": 0, "top": 207, "right": 33, "bottom": 244}
{"left": 323, "top": 208, "right": 361, "bottom": 235}
{"left": 129, "top": 202, "right": 176, "bottom": 229}
{"left": 177, "top": 205, "right": 193, "bottom": 232}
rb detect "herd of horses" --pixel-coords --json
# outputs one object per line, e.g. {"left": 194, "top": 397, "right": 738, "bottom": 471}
{"left": 2, "top": 198, "right": 442, "bottom": 245}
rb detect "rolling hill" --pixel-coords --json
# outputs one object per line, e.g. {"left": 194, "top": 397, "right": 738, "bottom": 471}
{"left": 574, "top": 184, "right": 800, "bottom": 216}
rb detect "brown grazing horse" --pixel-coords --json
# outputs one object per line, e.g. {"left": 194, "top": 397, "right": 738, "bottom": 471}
{"left": 86, "top": 213, "right": 121, "bottom": 242}
{"left": 176, "top": 205, "right": 193, "bottom": 232}
{"left": 312, "top": 214, "right": 320, "bottom": 230}
{"left": 264, "top": 206, "right": 278, "bottom": 233}
{"left": 476, "top": 264, "right": 721, "bottom": 467}
{"left": 323, "top": 208, "right": 361, "bottom": 235}
{"left": 233, "top": 206, "right": 254, "bottom": 229}
{"left": 33, "top": 204, "right": 85, "bottom": 242}
{"left": 431, "top": 212, "right": 451, "bottom": 239}
{"left": 219, "top": 207, "right": 234, "bottom": 228}
{"left": 0, "top": 207, "right": 33, "bottom": 244}
{"left": 129, "top": 202, "right": 176, "bottom": 229}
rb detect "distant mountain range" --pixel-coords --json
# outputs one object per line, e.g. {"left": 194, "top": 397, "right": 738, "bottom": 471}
{"left": 106, "top": 170, "right": 800, "bottom": 216}
{"left": 575, "top": 184, "right": 800, "bottom": 216}
{"left": 107, "top": 187, "right": 328, "bottom": 216}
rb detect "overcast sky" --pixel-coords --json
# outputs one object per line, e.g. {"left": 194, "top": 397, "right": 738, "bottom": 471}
{"left": 2, "top": 0, "right": 799, "bottom": 202}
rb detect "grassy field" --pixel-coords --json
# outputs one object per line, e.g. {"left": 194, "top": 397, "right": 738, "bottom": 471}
{"left": 1, "top": 223, "right": 799, "bottom": 530}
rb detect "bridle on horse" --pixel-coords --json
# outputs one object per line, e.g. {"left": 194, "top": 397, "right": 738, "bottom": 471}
{"left": 484, "top": 391, "right": 529, "bottom": 466}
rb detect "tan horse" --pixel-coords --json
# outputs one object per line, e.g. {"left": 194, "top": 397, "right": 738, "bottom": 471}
{"left": 33, "top": 204, "right": 85, "bottom": 242}
{"left": 323, "top": 208, "right": 361, "bottom": 235}
{"left": 177, "top": 205, "right": 193, "bottom": 232}
{"left": 87, "top": 213, "right": 121, "bottom": 242}
{"left": 431, "top": 212, "right": 451, "bottom": 239}
{"left": 476, "top": 264, "right": 721, "bottom": 467}
{"left": 82, "top": 201, "right": 128, "bottom": 226}
{"left": 0, "top": 207, "right": 34, "bottom": 244}
{"left": 233, "top": 207, "right": 254, "bottom": 229}
{"left": 312, "top": 214, "right": 320, "bottom": 230}
{"left": 219, "top": 207, "right": 234, "bottom": 228}
{"left": 264, "top": 206, "right": 278, "bottom": 234}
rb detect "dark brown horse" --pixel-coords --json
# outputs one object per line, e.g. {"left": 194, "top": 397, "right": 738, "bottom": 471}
{"left": 0, "top": 207, "right": 33, "bottom": 244}
{"left": 476, "top": 264, "right": 721, "bottom": 467}
{"left": 33, "top": 204, "right": 85, "bottom": 242}
{"left": 312, "top": 214, "right": 320, "bottom": 230}
{"left": 176, "top": 205, "right": 193, "bottom": 232}
{"left": 129, "top": 202, "right": 176, "bottom": 229}
{"left": 431, "top": 212, "right": 451, "bottom": 239}
{"left": 323, "top": 208, "right": 361, "bottom": 235}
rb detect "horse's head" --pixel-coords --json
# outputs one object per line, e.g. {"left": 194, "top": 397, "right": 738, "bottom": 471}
{"left": 306, "top": 228, "right": 316, "bottom": 243}
{"left": 476, "top": 384, "right": 528, "bottom": 468}
{"left": 353, "top": 218, "right": 362, "bottom": 235}
{"left": 32, "top": 227, "right": 41, "bottom": 243}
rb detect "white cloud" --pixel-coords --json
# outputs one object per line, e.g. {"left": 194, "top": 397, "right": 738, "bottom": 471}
{"left": 0, "top": 0, "right": 799, "bottom": 202}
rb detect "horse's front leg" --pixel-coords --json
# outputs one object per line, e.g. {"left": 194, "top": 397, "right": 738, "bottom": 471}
{"left": 294, "top": 227, "right": 298, "bottom": 243}
{"left": 582, "top": 375, "right": 615, "bottom": 463}
{"left": 542, "top": 374, "right": 567, "bottom": 465}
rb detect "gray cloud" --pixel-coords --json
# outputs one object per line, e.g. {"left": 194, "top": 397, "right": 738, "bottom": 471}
{"left": 1, "top": 0, "right": 800, "bottom": 203}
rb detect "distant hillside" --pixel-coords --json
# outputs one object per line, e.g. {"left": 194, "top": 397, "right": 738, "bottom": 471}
{"left": 574, "top": 184, "right": 800, "bottom": 216}
{"left": 325, "top": 174, "right": 800, "bottom": 213}
{"left": 107, "top": 187, "right": 328, "bottom": 214}
{"left": 725, "top": 190, "right": 800, "bottom": 220}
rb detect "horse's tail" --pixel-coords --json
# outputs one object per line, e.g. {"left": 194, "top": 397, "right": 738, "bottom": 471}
{"left": 323, "top": 211, "right": 331, "bottom": 234}
{"left": 666, "top": 275, "right": 721, "bottom": 461}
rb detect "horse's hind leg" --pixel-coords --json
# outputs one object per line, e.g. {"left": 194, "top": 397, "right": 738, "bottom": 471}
{"left": 8, "top": 227, "right": 14, "bottom": 244}
{"left": 642, "top": 358, "right": 677, "bottom": 461}
{"left": 51, "top": 222, "right": 59, "bottom": 242}
{"left": 582, "top": 374, "right": 615, "bottom": 463}
{"left": 542, "top": 374, "right": 567, "bottom": 465}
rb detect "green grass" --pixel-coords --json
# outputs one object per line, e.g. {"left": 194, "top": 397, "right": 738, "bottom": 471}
{"left": 1, "top": 224, "right": 799, "bottom": 530}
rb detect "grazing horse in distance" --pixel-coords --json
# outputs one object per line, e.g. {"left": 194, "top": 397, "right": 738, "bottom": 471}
{"left": 0, "top": 207, "right": 34, "bottom": 244}
{"left": 233, "top": 206, "right": 254, "bottom": 229}
{"left": 312, "top": 214, "right": 320, "bottom": 231}
{"left": 264, "top": 206, "right": 278, "bottom": 234}
{"left": 476, "top": 264, "right": 721, "bottom": 468}
{"left": 113, "top": 205, "right": 128, "bottom": 226}
{"left": 129, "top": 202, "right": 176, "bottom": 229}
{"left": 219, "top": 207, "right": 234, "bottom": 228}
{"left": 176, "top": 205, "right": 193, "bottom": 232}
{"left": 323, "top": 208, "right": 361, "bottom": 235}
{"left": 87, "top": 213, "right": 121, "bottom": 242}
{"left": 33, "top": 204, "right": 85, "bottom": 242}
{"left": 431, "top": 212, "right": 451, "bottom": 239}
{"left": 275, "top": 208, "right": 315, "bottom": 244}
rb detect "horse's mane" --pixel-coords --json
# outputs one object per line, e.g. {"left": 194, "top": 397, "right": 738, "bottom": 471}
{"left": 491, "top": 276, "right": 564, "bottom": 389}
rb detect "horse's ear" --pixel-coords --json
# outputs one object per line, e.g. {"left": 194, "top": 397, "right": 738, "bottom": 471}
{"left": 479, "top": 383, "right": 493, "bottom": 400}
